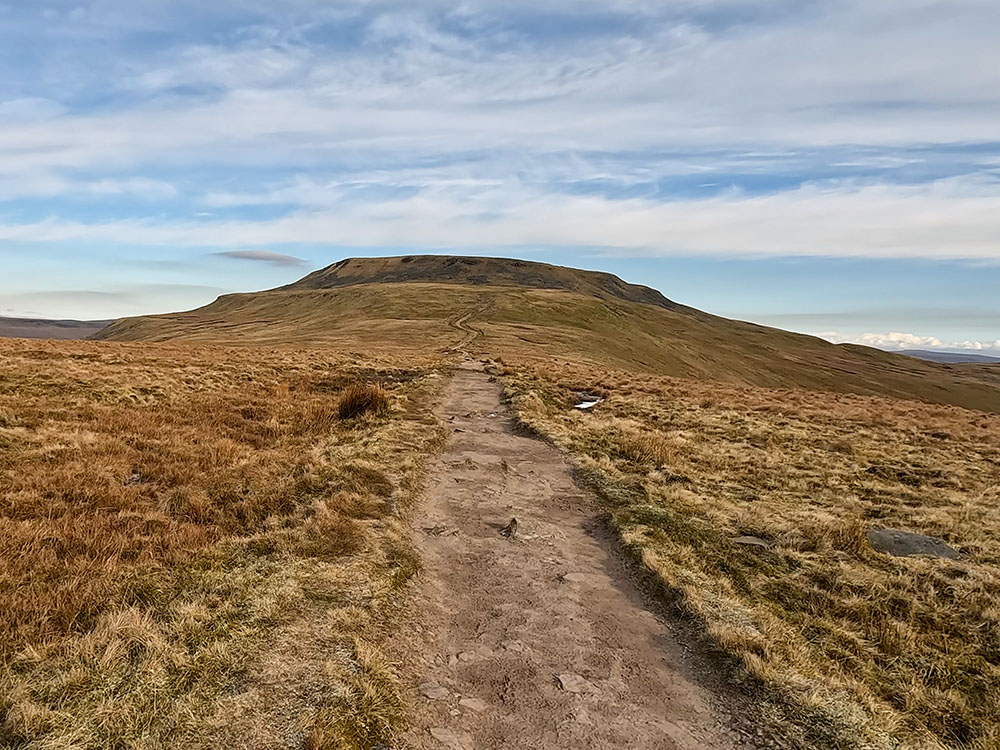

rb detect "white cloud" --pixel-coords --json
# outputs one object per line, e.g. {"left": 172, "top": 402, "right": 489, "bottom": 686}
{"left": 818, "top": 331, "right": 1000, "bottom": 354}
{"left": 3, "top": 176, "right": 1000, "bottom": 260}
{"left": 1, "top": 1, "right": 999, "bottom": 180}
{"left": 0, "top": 0, "right": 998, "bottom": 270}
{"left": 0, "top": 174, "right": 176, "bottom": 202}
{"left": 86, "top": 178, "right": 177, "bottom": 200}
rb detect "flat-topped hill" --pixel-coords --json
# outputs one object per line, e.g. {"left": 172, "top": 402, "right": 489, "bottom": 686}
{"left": 281, "top": 255, "right": 684, "bottom": 311}
{"left": 94, "top": 255, "right": 1000, "bottom": 412}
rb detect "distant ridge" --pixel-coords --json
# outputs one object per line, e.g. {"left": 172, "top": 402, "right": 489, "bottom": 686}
{"left": 281, "top": 255, "right": 684, "bottom": 311}
{"left": 0, "top": 316, "right": 111, "bottom": 341}
{"left": 900, "top": 349, "right": 1000, "bottom": 364}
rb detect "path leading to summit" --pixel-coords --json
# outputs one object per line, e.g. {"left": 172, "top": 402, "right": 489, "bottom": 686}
{"left": 394, "top": 363, "right": 763, "bottom": 749}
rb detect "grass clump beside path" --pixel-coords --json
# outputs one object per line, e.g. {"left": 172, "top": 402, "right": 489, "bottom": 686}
{"left": 0, "top": 338, "right": 447, "bottom": 749}
{"left": 338, "top": 382, "right": 391, "bottom": 420}
{"left": 501, "top": 359, "right": 1000, "bottom": 750}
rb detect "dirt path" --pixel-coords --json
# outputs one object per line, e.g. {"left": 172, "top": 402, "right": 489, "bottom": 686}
{"left": 394, "top": 363, "right": 761, "bottom": 750}
{"left": 443, "top": 304, "right": 487, "bottom": 354}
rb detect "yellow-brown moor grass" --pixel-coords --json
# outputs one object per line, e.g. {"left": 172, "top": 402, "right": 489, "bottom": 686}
{"left": 0, "top": 338, "right": 447, "bottom": 749}
{"left": 501, "top": 359, "right": 1000, "bottom": 750}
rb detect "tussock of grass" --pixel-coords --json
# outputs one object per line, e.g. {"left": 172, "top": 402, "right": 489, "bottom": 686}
{"left": 337, "top": 382, "right": 391, "bottom": 420}
{"left": 503, "top": 360, "right": 1000, "bottom": 750}
{"left": 305, "top": 638, "right": 404, "bottom": 750}
{"left": 0, "top": 339, "right": 446, "bottom": 748}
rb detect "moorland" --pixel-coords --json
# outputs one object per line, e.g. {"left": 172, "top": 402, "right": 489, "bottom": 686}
{"left": 3, "top": 255, "right": 999, "bottom": 749}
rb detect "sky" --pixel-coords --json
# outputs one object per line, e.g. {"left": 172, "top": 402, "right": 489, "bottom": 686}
{"left": 0, "top": 0, "right": 998, "bottom": 353}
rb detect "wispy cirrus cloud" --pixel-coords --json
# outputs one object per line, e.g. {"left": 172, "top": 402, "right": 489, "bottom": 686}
{"left": 214, "top": 250, "right": 307, "bottom": 267}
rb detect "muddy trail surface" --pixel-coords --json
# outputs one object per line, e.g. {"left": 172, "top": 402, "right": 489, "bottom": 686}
{"left": 394, "top": 363, "right": 770, "bottom": 750}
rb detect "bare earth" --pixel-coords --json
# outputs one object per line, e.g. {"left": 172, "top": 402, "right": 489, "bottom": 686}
{"left": 395, "top": 364, "right": 759, "bottom": 750}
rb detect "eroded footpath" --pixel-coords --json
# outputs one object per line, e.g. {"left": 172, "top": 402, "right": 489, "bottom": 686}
{"left": 394, "top": 363, "right": 761, "bottom": 749}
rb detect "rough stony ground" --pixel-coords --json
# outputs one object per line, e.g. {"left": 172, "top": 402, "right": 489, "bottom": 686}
{"left": 394, "top": 363, "right": 764, "bottom": 750}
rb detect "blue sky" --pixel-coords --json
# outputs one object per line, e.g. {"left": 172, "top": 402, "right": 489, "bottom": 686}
{"left": 1, "top": 1, "right": 998, "bottom": 353}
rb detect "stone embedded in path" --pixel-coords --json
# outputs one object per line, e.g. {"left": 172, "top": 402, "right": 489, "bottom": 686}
{"left": 429, "top": 727, "right": 471, "bottom": 749}
{"left": 867, "top": 528, "right": 960, "bottom": 560}
{"left": 556, "top": 672, "right": 597, "bottom": 694}
{"left": 419, "top": 682, "right": 451, "bottom": 700}
{"left": 499, "top": 517, "right": 518, "bottom": 538}
{"left": 459, "top": 697, "right": 489, "bottom": 713}
{"left": 422, "top": 524, "right": 459, "bottom": 537}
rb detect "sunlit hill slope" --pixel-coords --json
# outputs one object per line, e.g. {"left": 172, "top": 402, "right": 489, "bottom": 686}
{"left": 94, "top": 255, "right": 1000, "bottom": 412}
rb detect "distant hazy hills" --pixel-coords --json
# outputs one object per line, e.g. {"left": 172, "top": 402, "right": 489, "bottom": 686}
{"left": 0, "top": 316, "right": 110, "bottom": 340}
{"left": 91, "top": 255, "right": 1000, "bottom": 412}
{"left": 899, "top": 349, "right": 1000, "bottom": 365}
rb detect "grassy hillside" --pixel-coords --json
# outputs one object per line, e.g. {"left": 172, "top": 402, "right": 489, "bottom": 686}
{"left": 502, "top": 359, "right": 1000, "bottom": 749}
{"left": 11, "top": 255, "right": 1000, "bottom": 748}
{"left": 96, "top": 258, "right": 1000, "bottom": 412}
{"left": 0, "top": 338, "right": 446, "bottom": 748}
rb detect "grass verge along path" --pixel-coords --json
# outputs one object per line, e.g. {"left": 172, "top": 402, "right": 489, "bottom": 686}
{"left": 502, "top": 359, "right": 1000, "bottom": 750}
{"left": 0, "top": 339, "right": 447, "bottom": 749}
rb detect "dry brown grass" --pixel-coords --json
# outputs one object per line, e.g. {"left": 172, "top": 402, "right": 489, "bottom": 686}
{"left": 96, "top": 274, "right": 1000, "bottom": 414}
{"left": 337, "top": 382, "right": 391, "bottom": 420}
{"left": 501, "top": 359, "right": 1000, "bottom": 750}
{"left": 0, "top": 338, "right": 446, "bottom": 749}
{"left": 305, "top": 638, "right": 405, "bottom": 750}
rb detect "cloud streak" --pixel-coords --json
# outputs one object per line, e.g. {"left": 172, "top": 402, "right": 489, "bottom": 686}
{"left": 4, "top": 177, "right": 1000, "bottom": 260}
{"left": 214, "top": 250, "right": 307, "bottom": 267}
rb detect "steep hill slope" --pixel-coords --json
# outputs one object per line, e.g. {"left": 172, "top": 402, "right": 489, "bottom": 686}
{"left": 95, "top": 256, "right": 1000, "bottom": 412}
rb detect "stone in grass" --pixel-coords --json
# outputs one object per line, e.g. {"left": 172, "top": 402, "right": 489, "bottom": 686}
{"left": 732, "top": 535, "right": 772, "bottom": 549}
{"left": 866, "top": 528, "right": 960, "bottom": 560}
{"left": 556, "top": 673, "right": 597, "bottom": 694}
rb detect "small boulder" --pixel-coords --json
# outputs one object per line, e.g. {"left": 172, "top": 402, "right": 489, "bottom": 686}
{"left": 556, "top": 672, "right": 596, "bottom": 694}
{"left": 419, "top": 682, "right": 451, "bottom": 701}
{"left": 866, "top": 528, "right": 960, "bottom": 560}
{"left": 499, "top": 518, "right": 518, "bottom": 538}
{"left": 429, "top": 727, "right": 471, "bottom": 749}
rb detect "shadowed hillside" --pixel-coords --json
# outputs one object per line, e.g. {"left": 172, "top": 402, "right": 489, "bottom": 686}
{"left": 95, "top": 256, "right": 1000, "bottom": 412}
{"left": 0, "top": 316, "right": 110, "bottom": 340}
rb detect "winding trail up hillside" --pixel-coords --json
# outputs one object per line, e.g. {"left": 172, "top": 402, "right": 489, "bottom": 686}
{"left": 94, "top": 255, "right": 1000, "bottom": 413}
{"left": 392, "top": 363, "right": 767, "bottom": 749}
